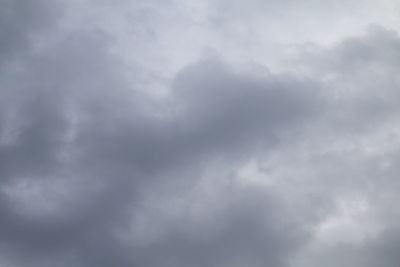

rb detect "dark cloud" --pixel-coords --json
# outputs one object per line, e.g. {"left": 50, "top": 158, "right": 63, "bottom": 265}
{"left": 0, "top": 0, "right": 58, "bottom": 63}
{"left": 2, "top": 1, "right": 400, "bottom": 267}
{"left": 0, "top": 1, "right": 319, "bottom": 266}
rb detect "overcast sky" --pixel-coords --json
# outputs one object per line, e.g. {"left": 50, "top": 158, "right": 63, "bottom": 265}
{"left": 1, "top": 0, "right": 400, "bottom": 266}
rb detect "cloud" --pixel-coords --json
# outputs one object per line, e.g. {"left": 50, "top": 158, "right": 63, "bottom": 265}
{"left": 0, "top": 1, "right": 318, "bottom": 265}
{"left": 2, "top": 1, "right": 400, "bottom": 267}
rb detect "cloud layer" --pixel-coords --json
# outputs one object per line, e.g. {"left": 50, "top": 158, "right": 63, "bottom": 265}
{"left": 1, "top": 1, "right": 400, "bottom": 267}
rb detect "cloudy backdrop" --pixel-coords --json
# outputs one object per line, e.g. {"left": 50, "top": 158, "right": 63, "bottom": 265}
{"left": 1, "top": 0, "right": 400, "bottom": 266}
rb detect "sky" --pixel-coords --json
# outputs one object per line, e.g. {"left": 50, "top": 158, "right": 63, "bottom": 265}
{"left": 1, "top": 0, "right": 400, "bottom": 266}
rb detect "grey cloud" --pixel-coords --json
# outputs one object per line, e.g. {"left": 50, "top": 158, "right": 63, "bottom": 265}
{"left": 288, "top": 26, "right": 400, "bottom": 134}
{"left": 0, "top": 0, "right": 58, "bottom": 63}
{"left": 3, "top": 1, "right": 400, "bottom": 267}
{"left": 129, "top": 185, "right": 307, "bottom": 267}
{"left": 0, "top": 2, "right": 319, "bottom": 266}
{"left": 277, "top": 26, "right": 400, "bottom": 267}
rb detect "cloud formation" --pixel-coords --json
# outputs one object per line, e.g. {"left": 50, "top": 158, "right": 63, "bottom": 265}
{"left": 1, "top": 1, "right": 400, "bottom": 267}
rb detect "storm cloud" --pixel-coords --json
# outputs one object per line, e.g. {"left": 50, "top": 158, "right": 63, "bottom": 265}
{"left": 1, "top": 1, "right": 400, "bottom": 267}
